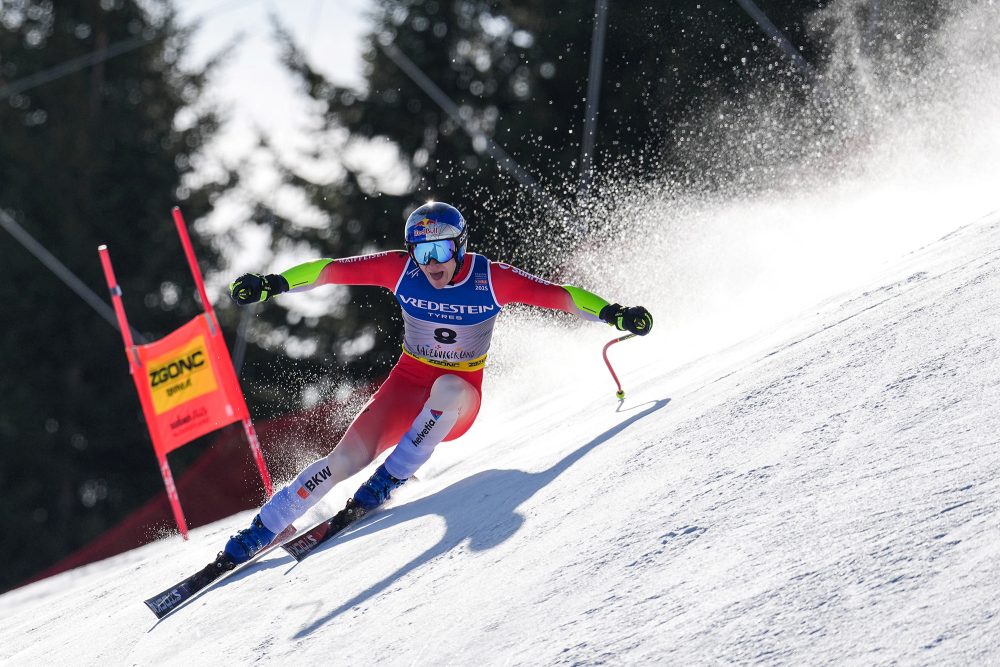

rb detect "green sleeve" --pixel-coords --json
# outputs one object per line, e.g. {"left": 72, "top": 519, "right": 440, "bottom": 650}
{"left": 280, "top": 259, "right": 335, "bottom": 290}
{"left": 563, "top": 284, "right": 611, "bottom": 320}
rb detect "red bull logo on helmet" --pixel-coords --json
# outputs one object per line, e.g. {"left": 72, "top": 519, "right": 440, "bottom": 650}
{"left": 411, "top": 217, "right": 450, "bottom": 240}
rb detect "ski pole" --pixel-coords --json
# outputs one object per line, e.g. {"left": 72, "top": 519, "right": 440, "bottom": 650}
{"left": 602, "top": 333, "right": 637, "bottom": 399}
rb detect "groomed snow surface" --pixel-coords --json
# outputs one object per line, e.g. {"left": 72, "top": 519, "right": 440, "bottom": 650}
{"left": 3, "top": 212, "right": 999, "bottom": 664}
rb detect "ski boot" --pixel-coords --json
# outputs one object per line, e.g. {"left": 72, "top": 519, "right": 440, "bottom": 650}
{"left": 353, "top": 463, "right": 406, "bottom": 511}
{"left": 223, "top": 514, "right": 276, "bottom": 565}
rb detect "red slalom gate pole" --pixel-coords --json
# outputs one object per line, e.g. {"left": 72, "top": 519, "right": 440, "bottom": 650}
{"left": 97, "top": 245, "right": 136, "bottom": 351}
{"left": 171, "top": 207, "right": 213, "bottom": 319}
{"left": 156, "top": 455, "right": 190, "bottom": 539}
{"left": 98, "top": 245, "right": 191, "bottom": 539}
{"left": 602, "top": 333, "right": 637, "bottom": 400}
{"left": 171, "top": 207, "right": 273, "bottom": 496}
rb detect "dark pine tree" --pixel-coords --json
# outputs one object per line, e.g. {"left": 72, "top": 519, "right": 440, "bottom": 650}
{"left": 0, "top": 0, "right": 234, "bottom": 591}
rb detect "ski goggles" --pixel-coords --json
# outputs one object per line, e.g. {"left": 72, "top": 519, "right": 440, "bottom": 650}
{"left": 408, "top": 239, "right": 458, "bottom": 265}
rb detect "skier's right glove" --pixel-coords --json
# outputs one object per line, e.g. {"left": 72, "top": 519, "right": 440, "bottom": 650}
{"left": 599, "top": 303, "right": 653, "bottom": 336}
{"left": 229, "top": 272, "right": 289, "bottom": 305}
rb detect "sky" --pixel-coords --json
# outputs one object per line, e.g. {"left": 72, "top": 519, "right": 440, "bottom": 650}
{"left": 174, "top": 0, "right": 375, "bottom": 276}
{"left": 177, "top": 0, "right": 370, "bottom": 163}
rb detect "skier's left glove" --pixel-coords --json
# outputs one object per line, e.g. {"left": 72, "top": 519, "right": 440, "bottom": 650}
{"left": 599, "top": 303, "right": 653, "bottom": 336}
{"left": 229, "top": 272, "right": 289, "bottom": 305}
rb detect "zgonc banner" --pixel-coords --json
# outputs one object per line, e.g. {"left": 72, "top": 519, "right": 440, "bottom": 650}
{"left": 136, "top": 314, "right": 246, "bottom": 455}
{"left": 98, "top": 207, "right": 272, "bottom": 538}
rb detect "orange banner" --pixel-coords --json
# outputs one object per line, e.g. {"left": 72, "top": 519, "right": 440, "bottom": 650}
{"left": 132, "top": 315, "right": 248, "bottom": 456}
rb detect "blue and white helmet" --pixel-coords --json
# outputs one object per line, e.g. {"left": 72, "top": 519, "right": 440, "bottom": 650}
{"left": 404, "top": 201, "right": 468, "bottom": 268}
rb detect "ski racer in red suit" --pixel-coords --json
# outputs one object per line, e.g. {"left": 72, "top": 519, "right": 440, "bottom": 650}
{"left": 221, "top": 202, "right": 653, "bottom": 563}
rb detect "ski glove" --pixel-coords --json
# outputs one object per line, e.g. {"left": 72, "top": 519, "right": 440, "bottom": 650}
{"left": 599, "top": 303, "right": 653, "bottom": 336}
{"left": 229, "top": 273, "right": 289, "bottom": 305}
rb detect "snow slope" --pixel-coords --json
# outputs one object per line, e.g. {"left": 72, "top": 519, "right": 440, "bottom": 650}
{"left": 2, "top": 209, "right": 998, "bottom": 664}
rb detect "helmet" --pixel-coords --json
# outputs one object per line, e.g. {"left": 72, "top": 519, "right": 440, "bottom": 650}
{"left": 403, "top": 202, "right": 468, "bottom": 270}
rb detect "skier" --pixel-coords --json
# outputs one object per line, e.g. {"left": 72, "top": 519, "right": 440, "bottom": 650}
{"left": 222, "top": 202, "right": 653, "bottom": 564}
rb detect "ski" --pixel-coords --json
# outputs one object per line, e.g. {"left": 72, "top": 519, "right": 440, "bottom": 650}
{"left": 144, "top": 502, "right": 366, "bottom": 618}
{"left": 143, "top": 525, "right": 295, "bottom": 620}
{"left": 281, "top": 500, "right": 368, "bottom": 562}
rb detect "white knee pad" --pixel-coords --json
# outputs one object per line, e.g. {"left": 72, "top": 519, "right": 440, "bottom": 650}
{"left": 383, "top": 374, "right": 476, "bottom": 480}
{"left": 259, "top": 431, "right": 370, "bottom": 532}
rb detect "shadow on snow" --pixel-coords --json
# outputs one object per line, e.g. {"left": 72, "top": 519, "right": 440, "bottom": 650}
{"left": 291, "top": 397, "right": 671, "bottom": 639}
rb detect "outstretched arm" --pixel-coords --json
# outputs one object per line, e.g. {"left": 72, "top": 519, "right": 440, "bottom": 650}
{"left": 230, "top": 251, "right": 409, "bottom": 304}
{"left": 282, "top": 251, "right": 408, "bottom": 291}
{"left": 490, "top": 262, "right": 653, "bottom": 335}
